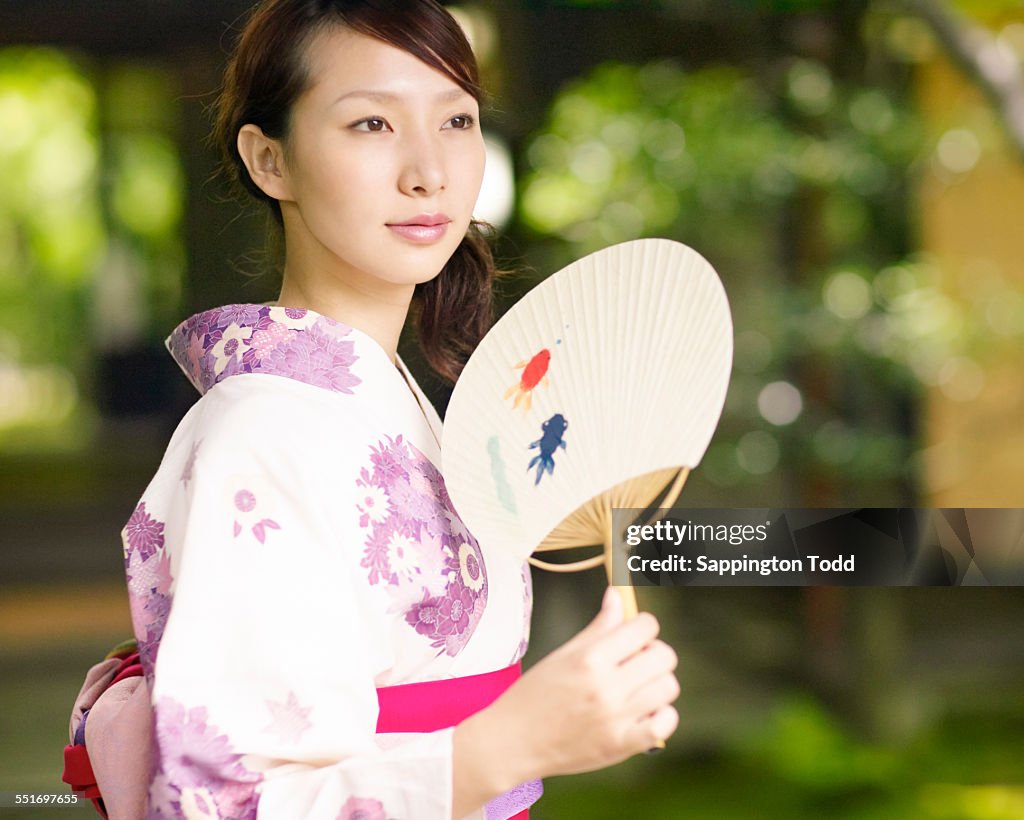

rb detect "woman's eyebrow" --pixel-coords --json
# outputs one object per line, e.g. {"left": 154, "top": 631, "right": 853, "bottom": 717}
{"left": 333, "top": 87, "right": 470, "bottom": 105}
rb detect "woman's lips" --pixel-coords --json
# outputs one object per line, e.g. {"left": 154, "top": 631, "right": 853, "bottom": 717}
{"left": 386, "top": 215, "right": 451, "bottom": 243}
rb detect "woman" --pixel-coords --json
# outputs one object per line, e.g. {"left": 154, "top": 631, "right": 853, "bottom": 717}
{"left": 66, "top": 2, "right": 679, "bottom": 817}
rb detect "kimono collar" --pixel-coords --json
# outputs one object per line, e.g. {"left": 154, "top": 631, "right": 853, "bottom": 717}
{"left": 166, "top": 303, "right": 386, "bottom": 397}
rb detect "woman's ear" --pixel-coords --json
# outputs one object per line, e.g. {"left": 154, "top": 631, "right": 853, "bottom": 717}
{"left": 237, "top": 124, "right": 293, "bottom": 201}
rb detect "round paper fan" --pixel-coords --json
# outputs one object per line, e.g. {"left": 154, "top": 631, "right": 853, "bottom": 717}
{"left": 442, "top": 238, "right": 733, "bottom": 615}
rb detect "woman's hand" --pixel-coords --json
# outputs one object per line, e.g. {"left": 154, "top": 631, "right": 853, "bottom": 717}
{"left": 501, "top": 586, "right": 679, "bottom": 777}
{"left": 69, "top": 658, "right": 122, "bottom": 743}
{"left": 452, "top": 588, "right": 679, "bottom": 815}
{"left": 83, "top": 677, "right": 152, "bottom": 820}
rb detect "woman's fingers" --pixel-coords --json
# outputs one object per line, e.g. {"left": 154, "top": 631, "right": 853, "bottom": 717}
{"left": 582, "top": 611, "right": 661, "bottom": 668}
{"left": 630, "top": 705, "right": 679, "bottom": 752}
{"left": 622, "top": 663, "right": 681, "bottom": 719}
{"left": 504, "top": 596, "right": 681, "bottom": 780}
{"left": 616, "top": 639, "right": 677, "bottom": 697}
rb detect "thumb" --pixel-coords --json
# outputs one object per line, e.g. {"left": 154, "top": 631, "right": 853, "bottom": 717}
{"left": 563, "top": 587, "right": 624, "bottom": 651}
{"left": 590, "top": 586, "right": 624, "bottom": 632}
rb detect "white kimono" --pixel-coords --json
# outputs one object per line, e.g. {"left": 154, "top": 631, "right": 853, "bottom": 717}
{"left": 122, "top": 304, "right": 534, "bottom": 819}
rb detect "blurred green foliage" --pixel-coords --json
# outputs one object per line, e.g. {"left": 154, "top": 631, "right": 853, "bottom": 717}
{"left": 0, "top": 50, "right": 103, "bottom": 361}
{"left": 532, "top": 688, "right": 1024, "bottom": 818}
{"left": 0, "top": 49, "right": 102, "bottom": 450}
{"left": 101, "top": 65, "right": 186, "bottom": 331}
{"left": 0, "top": 49, "right": 183, "bottom": 452}
{"left": 522, "top": 63, "right": 795, "bottom": 250}
{"left": 518, "top": 9, "right": 1024, "bottom": 504}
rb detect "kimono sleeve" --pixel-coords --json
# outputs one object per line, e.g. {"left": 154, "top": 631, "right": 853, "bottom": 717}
{"left": 138, "top": 384, "right": 456, "bottom": 820}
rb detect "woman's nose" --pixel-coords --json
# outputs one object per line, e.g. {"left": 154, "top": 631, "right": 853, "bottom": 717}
{"left": 397, "top": 132, "right": 447, "bottom": 197}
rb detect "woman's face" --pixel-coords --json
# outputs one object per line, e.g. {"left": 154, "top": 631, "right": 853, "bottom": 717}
{"left": 275, "top": 26, "right": 485, "bottom": 291}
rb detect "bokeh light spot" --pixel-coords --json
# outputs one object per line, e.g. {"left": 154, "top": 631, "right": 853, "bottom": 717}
{"left": 787, "top": 61, "right": 833, "bottom": 116}
{"left": 936, "top": 128, "right": 981, "bottom": 174}
{"left": 824, "top": 271, "right": 872, "bottom": 320}
{"left": 736, "top": 430, "right": 780, "bottom": 475}
{"left": 758, "top": 381, "right": 803, "bottom": 426}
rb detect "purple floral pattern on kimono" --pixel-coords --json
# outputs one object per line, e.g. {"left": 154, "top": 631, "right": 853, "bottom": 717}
{"left": 124, "top": 505, "right": 173, "bottom": 678}
{"left": 167, "top": 304, "right": 362, "bottom": 397}
{"left": 336, "top": 796, "right": 387, "bottom": 820}
{"left": 513, "top": 561, "right": 533, "bottom": 664}
{"left": 181, "top": 440, "right": 201, "bottom": 487}
{"left": 149, "top": 697, "right": 261, "bottom": 820}
{"left": 124, "top": 502, "right": 164, "bottom": 567}
{"left": 357, "top": 435, "right": 488, "bottom": 657}
{"left": 231, "top": 488, "right": 281, "bottom": 544}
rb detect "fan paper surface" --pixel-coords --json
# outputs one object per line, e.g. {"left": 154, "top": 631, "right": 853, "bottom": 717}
{"left": 442, "top": 239, "right": 733, "bottom": 562}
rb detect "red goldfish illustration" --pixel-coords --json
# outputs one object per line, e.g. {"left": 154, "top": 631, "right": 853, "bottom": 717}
{"left": 504, "top": 348, "right": 551, "bottom": 413}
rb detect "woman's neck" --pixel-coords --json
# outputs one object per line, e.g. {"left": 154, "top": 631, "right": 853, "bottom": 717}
{"left": 276, "top": 271, "right": 415, "bottom": 366}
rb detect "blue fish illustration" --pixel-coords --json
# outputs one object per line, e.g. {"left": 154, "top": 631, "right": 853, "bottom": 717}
{"left": 528, "top": 413, "right": 568, "bottom": 485}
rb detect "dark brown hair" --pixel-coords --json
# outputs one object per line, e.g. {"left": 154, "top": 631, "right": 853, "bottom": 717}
{"left": 212, "top": 0, "right": 497, "bottom": 383}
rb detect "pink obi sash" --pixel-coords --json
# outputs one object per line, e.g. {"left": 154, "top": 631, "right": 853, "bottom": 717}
{"left": 376, "top": 662, "right": 542, "bottom": 820}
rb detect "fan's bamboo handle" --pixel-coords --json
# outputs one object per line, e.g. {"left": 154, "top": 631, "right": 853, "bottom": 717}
{"left": 614, "top": 584, "right": 639, "bottom": 619}
{"left": 603, "top": 505, "right": 665, "bottom": 752}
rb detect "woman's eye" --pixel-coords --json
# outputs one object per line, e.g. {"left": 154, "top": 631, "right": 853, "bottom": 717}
{"left": 444, "top": 114, "right": 476, "bottom": 130}
{"left": 351, "top": 117, "right": 390, "bottom": 133}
